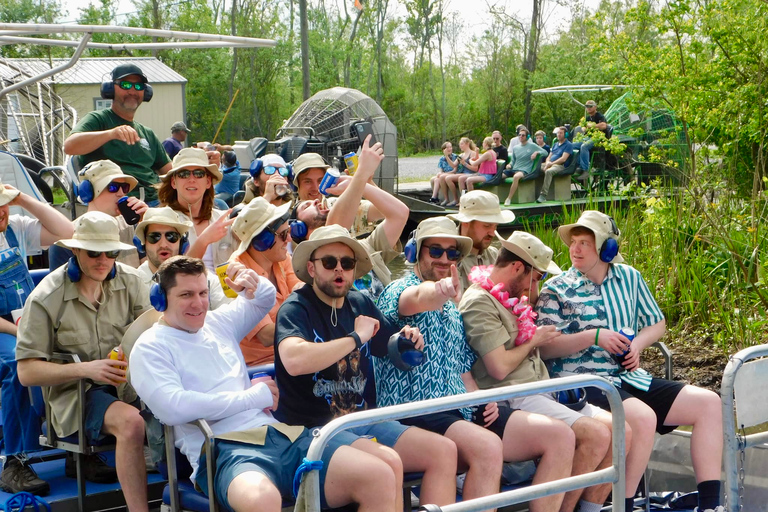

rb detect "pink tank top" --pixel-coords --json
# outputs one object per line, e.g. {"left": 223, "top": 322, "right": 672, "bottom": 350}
{"left": 479, "top": 150, "right": 497, "bottom": 174}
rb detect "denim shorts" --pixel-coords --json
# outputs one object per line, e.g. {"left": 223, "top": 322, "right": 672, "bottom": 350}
{"left": 84, "top": 384, "right": 137, "bottom": 443}
{"left": 327, "top": 420, "right": 411, "bottom": 449}
{"left": 196, "top": 426, "right": 349, "bottom": 511}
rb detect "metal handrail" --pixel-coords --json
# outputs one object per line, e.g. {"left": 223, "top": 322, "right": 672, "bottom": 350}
{"left": 721, "top": 344, "right": 768, "bottom": 512}
{"left": 302, "top": 374, "right": 627, "bottom": 512}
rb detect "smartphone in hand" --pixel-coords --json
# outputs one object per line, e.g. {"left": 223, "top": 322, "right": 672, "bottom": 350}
{"left": 354, "top": 121, "right": 377, "bottom": 146}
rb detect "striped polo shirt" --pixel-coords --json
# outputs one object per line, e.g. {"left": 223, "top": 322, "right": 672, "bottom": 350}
{"left": 535, "top": 264, "right": 664, "bottom": 390}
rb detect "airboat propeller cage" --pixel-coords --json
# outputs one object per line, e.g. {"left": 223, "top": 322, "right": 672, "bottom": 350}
{"left": 273, "top": 87, "right": 398, "bottom": 195}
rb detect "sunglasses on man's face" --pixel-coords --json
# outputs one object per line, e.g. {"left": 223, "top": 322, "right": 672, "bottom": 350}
{"left": 146, "top": 231, "right": 182, "bottom": 244}
{"left": 86, "top": 250, "right": 120, "bottom": 259}
{"left": 263, "top": 165, "right": 290, "bottom": 177}
{"left": 312, "top": 255, "right": 357, "bottom": 271}
{"left": 175, "top": 169, "right": 208, "bottom": 180}
{"left": 425, "top": 245, "right": 462, "bottom": 261}
{"left": 106, "top": 181, "right": 131, "bottom": 194}
{"left": 116, "top": 81, "right": 146, "bottom": 91}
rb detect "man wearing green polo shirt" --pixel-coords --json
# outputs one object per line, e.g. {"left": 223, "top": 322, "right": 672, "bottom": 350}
{"left": 64, "top": 63, "right": 172, "bottom": 206}
{"left": 536, "top": 210, "right": 724, "bottom": 512}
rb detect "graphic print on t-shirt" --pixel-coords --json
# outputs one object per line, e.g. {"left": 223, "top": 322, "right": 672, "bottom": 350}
{"left": 311, "top": 328, "right": 368, "bottom": 418}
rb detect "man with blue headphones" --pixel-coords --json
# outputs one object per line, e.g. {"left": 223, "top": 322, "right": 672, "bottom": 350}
{"left": 16, "top": 212, "right": 153, "bottom": 511}
{"left": 64, "top": 63, "right": 172, "bottom": 207}
{"left": 537, "top": 210, "right": 724, "bottom": 512}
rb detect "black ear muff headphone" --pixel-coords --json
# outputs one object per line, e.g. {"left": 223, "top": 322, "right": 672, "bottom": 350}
{"left": 403, "top": 230, "right": 418, "bottom": 264}
{"left": 100, "top": 81, "right": 154, "bottom": 102}
{"left": 67, "top": 256, "right": 117, "bottom": 283}
{"left": 599, "top": 216, "right": 620, "bottom": 263}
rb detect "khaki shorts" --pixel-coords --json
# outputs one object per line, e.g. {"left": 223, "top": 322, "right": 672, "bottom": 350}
{"left": 503, "top": 393, "right": 606, "bottom": 427}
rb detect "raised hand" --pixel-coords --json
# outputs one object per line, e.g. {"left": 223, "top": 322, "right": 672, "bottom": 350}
{"left": 354, "top": 315, "right": 380, "bottom": 344}
{"left": 225, "top": 266, "right": 259, "bottom": 299}
{"left": 435, "top": 264, "right": 462, "bottom": 301}
{"left": 356, "top": 135, "right": 384, "bottom": 180}
{"left": 199, "top": 209, "right": 235, "bottom": 245}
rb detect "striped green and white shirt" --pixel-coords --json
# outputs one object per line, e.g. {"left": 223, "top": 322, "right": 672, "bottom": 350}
{"left": 535, "top": 264, "right": 664, "bottom": 390}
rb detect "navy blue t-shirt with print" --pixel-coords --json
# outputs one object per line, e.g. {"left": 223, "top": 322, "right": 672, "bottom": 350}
{"left": 273, "top": 285, "right": 396, "bottom": 428}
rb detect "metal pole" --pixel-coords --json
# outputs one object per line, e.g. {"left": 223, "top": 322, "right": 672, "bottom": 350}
{"left": 212, "top": 89, "right": 240, "bottom": 145}
{"left": 0, "top": 36, "right": 262, "bottom": 49}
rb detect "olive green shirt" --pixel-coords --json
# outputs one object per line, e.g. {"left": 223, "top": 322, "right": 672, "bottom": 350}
{"left": 15, "top": 263, "right": 151, "bottom": 438}
{"left": 360, "top": 221, "right": 402, "bottom": 287}
{"left": 458, "top": 283, "right": 549, "bottom": 390}
{"left": 458, "top": 245, "right": 499, "bottom": 291}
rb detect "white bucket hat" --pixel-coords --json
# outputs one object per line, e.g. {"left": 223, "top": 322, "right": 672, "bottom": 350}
{"left": 55, "top": 211, "right": 135, "bottom": 252}
{"left": 558, "top": 210, "right": 624, "bottom": 263}
{"left": 79, "top": 160, "right": 138, "bottom": 199}
{"left": 231, "top": 198, "right": 292, "bottom": 258}
{"left": 497, "top": 231, "right": 562, "bottom": 275}
{"left": 292, "top": 224, "right": 372, "bottom": 284}
{"left": 135, "top": 207, "right": 192, "bottom": 245}
{"left": 414, "top": 217, "right": 473, "bottom": 259}
{"left": 163, "top": 148, "right": 223, "bottom": 183}
{"left": 292, "top": 153, "right": 329, "bottom": 187}
{"left": 447, "top": 190, "right": 515, "bottom": 225}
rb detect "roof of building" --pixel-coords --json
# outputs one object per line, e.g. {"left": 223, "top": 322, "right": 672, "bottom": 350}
{"left": 0, "top": 57, "right": 186, "bottom": 85}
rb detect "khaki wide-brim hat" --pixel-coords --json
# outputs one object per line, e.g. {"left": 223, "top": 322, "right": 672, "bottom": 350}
{"left": 497, "top": 230, "right": 562, "bottom": 275}
{"left": 162, "top": 148, "right": 223, "bottom": 183}
{"left": 558, "top": 210, "right": 624, "bottom": 263}
{"left": 55, "top": 211, "right": 135, "bottom": 252}
{"left": 79, "top": 160, "right": 138, "bottom": 199}
{"left": 447, "top": 190, "right": 515, "bottom": 225}
{"left": 0, "top": 179, "right": 21, "bottom": 207}
{"left": 292, "top": 153, "right": 329, "bottom": 187}
{"left": 232, "top": 198, "right": 292, "bottom": 258}
{"left": 414, "top": 217, "right": 473, "bottom": 258}
{"left": 292, "top": 224, "right": 373, "bottom": 284}
{"left": 135, "top": 206, "right": 193, "bottom": 245}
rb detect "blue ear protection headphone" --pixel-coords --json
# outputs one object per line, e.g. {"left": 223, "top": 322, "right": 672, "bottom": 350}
{"left": 67, "top": 256, "right": 117, "bottom": 283}
{"left": 75, "top": 165, "right": 96, "bottom": 204}
{"left": 387, "top": 333, "right": 425, "bottom": 371}
{"left": 249, "top": 159, "right": 263, "bottom": 178}
{"left": 250, "top": 213, "right": 291, "bottom": 252}
{"left": 599, "top": 217, "right": 620, "bottom": 263}
{"left": 556, "top": 388, "right": 588, "bottom": 411}
{"left": 403, "top": 230, "right": 418, "bottom": 264}
{"left": 149, "top": 281, "right": 167, "bottom": 312}
{"left": 135, "top": 231, "right": 190, "bottom": 256}
{"left": 289, "top": 221, "right": 308, "bottom": 243}
{"left": 100, "top": 81, "right": 154, "bottom": 102}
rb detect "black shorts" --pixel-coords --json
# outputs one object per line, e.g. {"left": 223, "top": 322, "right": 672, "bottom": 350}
{"left": 475, "top": 404, "right": 516, "bottom": 439}
{"left": 585, "top": 377, "right": 685, "bottom": 435}
{"left": 400, "top": 410, "right": 465, "bottom": 436}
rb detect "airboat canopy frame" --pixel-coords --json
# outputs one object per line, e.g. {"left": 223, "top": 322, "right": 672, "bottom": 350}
{"left": 531, "top": 85, "right": 629, "bottom": 108}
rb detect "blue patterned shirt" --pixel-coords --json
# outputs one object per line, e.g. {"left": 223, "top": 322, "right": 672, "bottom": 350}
{"left": 376, "top": 272, "right": 476, "bottom": 419}
{"left": 438, "top": 154, "right": 458, "bottom": 173}
{"left": 535, "top": 264, "right": 664, "bottom": 388}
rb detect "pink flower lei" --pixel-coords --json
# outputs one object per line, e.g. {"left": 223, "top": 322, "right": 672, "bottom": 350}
{"left": 468, "top": 265, "right": 537, "bottom": 346}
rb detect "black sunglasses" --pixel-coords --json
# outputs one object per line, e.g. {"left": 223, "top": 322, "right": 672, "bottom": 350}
{"left": 86, "top": 250, "right": 120, "bottom": 259}
{"left": 312, "top": 255, "right": 357, "bottom": 271}
{"left": 175, "top": 169, "right": 208, "bottom": 179}
{"left": 116, "top": 80, "right": 146, "bottom": 91}
{"left": 106, "top": 181, "right": 131, "bottom": 194}
{"left": 425, "top": 245, "right": 462, "bottom": 261}
{"left": 146, "top": 231, "right": 182, "bottom": 244}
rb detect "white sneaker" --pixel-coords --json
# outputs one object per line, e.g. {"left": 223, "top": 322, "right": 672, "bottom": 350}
{"left": 693, "top": 507, "right": 725, "bottom": 512}
{"left": 504, "top": 198, "right": 511, "bottom": 206}
{"left": 455, "top": 472, "right": 467, "bottom": 494}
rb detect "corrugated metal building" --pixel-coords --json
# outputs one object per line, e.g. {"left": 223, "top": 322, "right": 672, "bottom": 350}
{"left": 6, "top": 57, "right": 187, "bottom": 145}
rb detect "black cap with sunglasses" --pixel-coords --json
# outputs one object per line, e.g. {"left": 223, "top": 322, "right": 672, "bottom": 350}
{"left": 111, "top": 63, "right": 148, "bottom": 83}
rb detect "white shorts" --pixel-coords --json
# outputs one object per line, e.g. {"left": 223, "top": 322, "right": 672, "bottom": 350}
{"left": 504, "top": 393, "right": 606, "bottom": 427}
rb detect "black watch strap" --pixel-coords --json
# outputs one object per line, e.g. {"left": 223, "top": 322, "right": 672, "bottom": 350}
{"left": 348, "top": 331, "right": 363, "bottom": 350}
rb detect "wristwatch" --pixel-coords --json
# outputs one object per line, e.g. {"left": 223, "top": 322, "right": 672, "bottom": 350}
{"left": 348, "top": 331, "right": 363, "bottom": 350}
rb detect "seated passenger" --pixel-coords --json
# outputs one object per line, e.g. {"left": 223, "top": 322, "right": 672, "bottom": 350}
{"left": 442, "top": 137, "right": 479, "bottom": 207}
{"left": 375, "top": 217, "right": 574, "bottom": 511}
{"left": 135, "top": 206, "right": 228, "bottom": 309}
{"left": 215, "top": 151, "right": 242, "bottom": 198}
{"left": 231, "top": 198, "right": 299, "bottom": 366}
{"left": 537, "top": 127, "right": 573, "bottom": 203}
{"left": 429, "top": 141, "right": 459, "bottom": 204}
{"left": 50, "top": 159, "right": 147, "bottom": 270}
{"left": 459, "top": 232, "right": 613, "bottom": 512}
{"left": 503, "top": 127, "right": 548, "bottom": 205}
{"left": 536, "top": 211, "right": 724, "bottom": 512}
{"left": 131, "top": 256, "right": 403, "bottom": 512}
{"left": 0, "top": 181, "right": 73, "bottom": 495}
{"left": 507, "top": 124, "right": 526, "bottom": 152}
{"left": 573, "top": 100, "right": 608, "bottom": 175}
{"left": 243, "top": 154, "right": 294, "bottom": 206}
{"left": 16, "top": 212, "right": 151, "bottom": 510}
{"left": 491, "top": 130, "right": 509, "bottom": 163}
{"left": 534, "top": 130, "right": 550, "bottom": 155}
{"left": 461, "top": 137, "right": 498, "bottom": 192}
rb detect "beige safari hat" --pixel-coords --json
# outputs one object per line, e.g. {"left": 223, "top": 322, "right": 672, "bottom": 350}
{"left": 414, "top": 217, "right": 473, "bottom": 259}
{"left": 292, "top": 153, "right": 329, "bottom": 187}
{"left": 231, "top": 198, "right": 292, "bottom": 258}
{"left": 79, "top": 160, "right": 138, "bottom": 199}
{"left": 55, "top": 211, "right": 135, "bottom": 252}
{"left": 135, "top": 207, "right": 192, "bottom": 245}
{"left": 0, "top": 179, "right": 21, "bottom": 207}
{"left": 292, "top": 224, "right": 372, "bottom": 284}
{"left": 498, "top": 231, "right": 561, "bottom": 275}
{"left": 558, "top": 210, "right": 624, "bottom": 263}
{"left": 447, "top": 190, "right": 515, "bottom": 225}
{"left": 162, "top": 148, "right": 223, "bottom": 183}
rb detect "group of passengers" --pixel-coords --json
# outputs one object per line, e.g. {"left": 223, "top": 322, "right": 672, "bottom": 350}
{"left": 0, "top": 64, "right": 724, "bottom": 512}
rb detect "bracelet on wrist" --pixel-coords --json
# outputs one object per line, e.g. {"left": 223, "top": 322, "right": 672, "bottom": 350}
{"left": 594, "top": 328, "right": 600, "bottom": 346}
{"left": 348, "top": 331, "right": 363, "bottom": 350}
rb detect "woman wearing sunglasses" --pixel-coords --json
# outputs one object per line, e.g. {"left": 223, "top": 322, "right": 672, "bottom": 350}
{"left": 243, "top": 154, "right": 294, "bottom": 206}
{"left": 158, "top": 148, "right": 236, "bottom": 271}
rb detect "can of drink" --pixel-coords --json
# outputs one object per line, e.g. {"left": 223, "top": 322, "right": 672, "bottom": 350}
{"left": 109, "top": 347, "right": 125, "bottom": 362}
{"left": 615, "top": 327, "right": 635, "bottom": 365}
{"left": 251, "top": 371, "right": 271, "bottom": 386}
{"left": 343, "top": 152, "right": 359, "bottom": 175}
{"left": 215, "top": 262, "right": 239, "bottom": 298}
{"left": 318, "top": 168, "right": 340, "bottom": 196}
